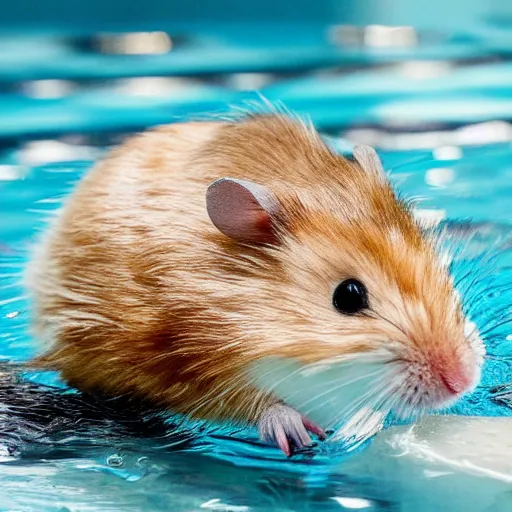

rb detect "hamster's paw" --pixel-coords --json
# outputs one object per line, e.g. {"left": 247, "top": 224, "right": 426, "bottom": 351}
{"left": 258, "top": 403, "right": 326, "bottom": 456}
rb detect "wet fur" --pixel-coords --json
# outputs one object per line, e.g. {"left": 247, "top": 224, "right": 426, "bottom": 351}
{"left": 26, "top": 114, "right": 479, "bottom": 428}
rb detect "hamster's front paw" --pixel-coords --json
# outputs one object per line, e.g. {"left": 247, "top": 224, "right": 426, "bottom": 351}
{"left": 258, "top": 403, "right": 326, "bottom": 456}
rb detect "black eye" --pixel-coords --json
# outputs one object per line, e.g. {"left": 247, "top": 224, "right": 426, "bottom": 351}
{"left": 332, "top": 279, "right": 369, "bottom": 315}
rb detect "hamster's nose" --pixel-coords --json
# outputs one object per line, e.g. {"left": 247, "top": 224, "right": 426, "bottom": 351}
{"left": 432, "top": 353, "right": 475, "bottom": 396}
{"left": 439, "top": 369, "right": 471, "bottom": 395}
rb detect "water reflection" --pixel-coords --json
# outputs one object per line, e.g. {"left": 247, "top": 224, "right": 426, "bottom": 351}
{"left": 425, "top": 167, "right": 456, "bottom": 188}
{"left": 395, "top": 60, "right": 453, "bottom": 79}
{"left": 86, "top": 32, "right": 173, "bottom": 55}
{"left": 224, "top": 73, "right": 277, "bottom": 91}
{"left": 111, "top": 76, "right": 201, "bottom": 96}
{"left": 343, "top": 121, "right": 512, "bottom": 150}
{"left": 328, "top": 24, "right": 420, "bottom": 48}
{"left": 0, "top": 165, "right": 24, "bottom": 181}
{"left": 20, "top": 79, "right": 76, "bottom": 99}
{"left": 331, "top": 497, "right": 373, "bottom": 509}
{"left": 433, "top": 145, "right": 463, "bottom": 160}
{"left": 364, "top": 25, "right": 419, "bottom": 48}
{"left": 20, "top": 140, "right": 97, "bottom": 166}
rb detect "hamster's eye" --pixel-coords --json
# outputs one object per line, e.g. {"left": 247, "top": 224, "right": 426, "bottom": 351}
{"left": 332, "top": 279, "right": 369, "bottom": 315}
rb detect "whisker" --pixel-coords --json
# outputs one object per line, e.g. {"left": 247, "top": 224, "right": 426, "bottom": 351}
{"left": 479, "top": 317, "right": 512, "bottom": 338}
{"left": 331, "top": 385, "right": 396, "bottom": 440}
{"left": 485, "top": 354, "right": 512, "bottom": 362}
{"left": 456, "top": 262, "right": 498, "bottom": 299}
{"left": 328, "top": 372, "right": 399, "bottom": 431}
{"left": 369, "top": 310, "right": 409, "bottom": 339}
{"left": 470, "top": 304, "right": 511, "bottom": 325}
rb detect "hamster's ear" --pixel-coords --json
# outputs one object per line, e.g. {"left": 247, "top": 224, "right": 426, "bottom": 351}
{"left": 206, "top": 178, "right": 280, "bottom": 244}
{"left": 353, "top": 145, "right": 386, "bottom": 181}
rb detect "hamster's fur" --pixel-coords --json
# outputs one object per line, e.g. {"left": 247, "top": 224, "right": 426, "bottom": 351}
{"left": 26, "top": 114, "right": 484, "bottom": 455}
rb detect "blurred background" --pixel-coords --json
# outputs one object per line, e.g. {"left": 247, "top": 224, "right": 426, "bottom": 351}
{"left": 1, "top": 0, "right": 512, "bottom": 163}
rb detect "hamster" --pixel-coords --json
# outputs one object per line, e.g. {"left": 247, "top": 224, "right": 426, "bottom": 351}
{"left": 26, "top": 113, "right": 485, "bottom": 456}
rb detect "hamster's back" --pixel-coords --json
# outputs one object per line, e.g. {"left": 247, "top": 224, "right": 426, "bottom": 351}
{"left": 27, "top": 121, "right": 227, "bottom": 394}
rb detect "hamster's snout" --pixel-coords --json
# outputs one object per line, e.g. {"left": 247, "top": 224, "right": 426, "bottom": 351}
{"left": 439, "top": 370, "right": 471, "bottom": 396}
{"left": 431, "top": 352, "right": 478, "bottom": 397}
{"left": 398, "top": 335, "right": 483, "bottom": 413}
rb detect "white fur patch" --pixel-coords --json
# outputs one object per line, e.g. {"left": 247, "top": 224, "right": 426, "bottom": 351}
{"left": 249, "top": 355, "right": 393, "bottom": 445}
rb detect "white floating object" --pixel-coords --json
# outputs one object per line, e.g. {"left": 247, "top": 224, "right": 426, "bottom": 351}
{"left": 425, "top": 167, "right": 455, "bottom": 188}
{"left": 331, "top": 497, "right": 373, "bottom": 509}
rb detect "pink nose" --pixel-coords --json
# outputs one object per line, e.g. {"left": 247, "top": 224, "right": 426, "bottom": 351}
{"left": 439, "top": 370, "right": 472, "bottom": 395}
{"left": 432, "top": 353, "right": 474, "bottom": 396}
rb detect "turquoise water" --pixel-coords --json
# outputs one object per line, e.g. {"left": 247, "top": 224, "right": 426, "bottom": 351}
{"left": 2, "top": 23, "right": 512, "bottom": 511}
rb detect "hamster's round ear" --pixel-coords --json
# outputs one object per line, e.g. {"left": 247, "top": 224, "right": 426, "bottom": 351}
{"left": 353, "top": 145, "right": 386, "bottom": 180}
{"left": 206, "top": 178, "right": 280, "bottom": 244}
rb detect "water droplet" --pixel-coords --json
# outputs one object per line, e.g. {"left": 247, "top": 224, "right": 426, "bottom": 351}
{"left": 106, "top": 454, "right": 124, "bottom": 467}
{"left": 125, "top": 474, "right": 142, "bottom": 482}
{"left": 136, "top": 456, "right": 149, "bottom": 468}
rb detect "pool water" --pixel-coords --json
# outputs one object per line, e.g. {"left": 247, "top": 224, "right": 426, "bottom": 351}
{"left": 2, "top": 23, "right": 512, "bottom": 511}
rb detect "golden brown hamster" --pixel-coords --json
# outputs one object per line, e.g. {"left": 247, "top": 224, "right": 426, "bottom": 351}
{"left": 26, "top": 113, "right": 484, "bottom": 456}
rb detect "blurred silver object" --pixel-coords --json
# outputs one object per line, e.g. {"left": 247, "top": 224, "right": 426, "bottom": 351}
{"left": 224, "top": 73, "right": 277, "bottom": 91}
{"left": 329, "top": 24, "right": 419, "bottom": 48}
{"left": 393, "top": 60, "right": 453, "bottom": 79}
{"left": 20, "top": 140, "right": 99, "bottom": 167}
{"left": 0, "top": 165, "right": 24, "bottom": 181}
{"left": 111, "top": 77, "right": 197, "bottom": 96}
{"left": 20, "top": 79, "right": 76, "bottom": 99}
{"left": 344, "top": 121, "right": 512, "bottom": 150}
{"left": 88, "top": 32, "right": 173, "bottom": 55}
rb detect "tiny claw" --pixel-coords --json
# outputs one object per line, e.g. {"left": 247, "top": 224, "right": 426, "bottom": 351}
{"left": 302, "top": 416, "right": 326, "bottom": 441}
{"left": 274, "top": 424, "right": 291, "bottom": 457}
{"left": 258, "top": 403, "right": 325, "bottom": 456}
